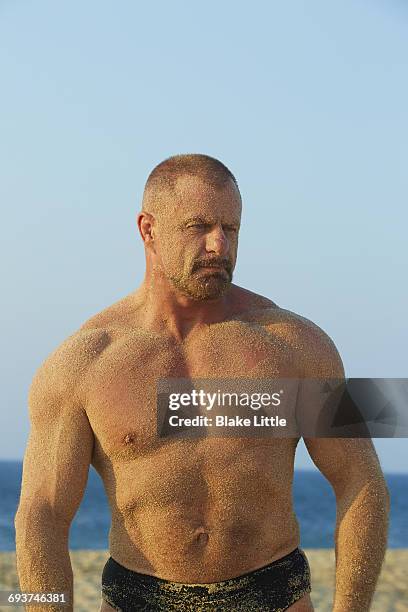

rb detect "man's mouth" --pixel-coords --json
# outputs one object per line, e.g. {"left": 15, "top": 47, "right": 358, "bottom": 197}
{"left": 195, "top": 265, "right": 228, "bottom": 276}
{"left": 193, "top": 260, "right": 230, "bottom": 273}
{"left": 200, "top": 269, "right": 224, "bottom": 275}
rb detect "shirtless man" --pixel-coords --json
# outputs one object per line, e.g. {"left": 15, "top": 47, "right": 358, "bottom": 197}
{"left": 15, "top": 154, "right": 389, "bottom": 611}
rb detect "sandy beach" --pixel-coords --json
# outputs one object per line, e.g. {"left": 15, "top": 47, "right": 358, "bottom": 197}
{"left": 0, "top": 549, "right": 407, "bottom": 611}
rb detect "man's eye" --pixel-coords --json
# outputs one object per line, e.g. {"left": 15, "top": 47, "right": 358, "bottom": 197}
{"left": 187, "top": 224, "right": 208, "bottom": 229}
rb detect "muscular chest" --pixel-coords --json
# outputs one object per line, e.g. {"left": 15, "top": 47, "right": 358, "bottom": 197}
{"left": 85, "top": 321, "right": 296, "bottom": 462}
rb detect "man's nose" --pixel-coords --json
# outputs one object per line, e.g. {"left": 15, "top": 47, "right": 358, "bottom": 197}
{"left": 205, "top": 226, "right": 229, "bottom": 256}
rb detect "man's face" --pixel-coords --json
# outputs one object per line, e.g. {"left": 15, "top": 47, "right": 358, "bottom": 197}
{"left": 153, "top": 176, "right": 241, "bottom": 300}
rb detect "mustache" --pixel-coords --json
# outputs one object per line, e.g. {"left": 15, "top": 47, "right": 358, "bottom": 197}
{"left": 192, "top": 257, "right": 232, "bottom": 273}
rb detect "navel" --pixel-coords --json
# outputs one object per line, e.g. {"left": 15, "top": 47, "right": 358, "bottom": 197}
{"left": 194, "top": 527, "right": 209, "bottom": 546}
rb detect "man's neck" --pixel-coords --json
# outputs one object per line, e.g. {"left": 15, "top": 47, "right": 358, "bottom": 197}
{"left": 136, "top": 279, "right": 236, "bottom": 340}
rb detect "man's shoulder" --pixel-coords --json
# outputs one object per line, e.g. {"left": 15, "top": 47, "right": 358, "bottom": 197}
{"left": 264, "top": 307, "right": 344, "bottom": 378}
{"left": 234, "top": 289, "right": 344, "bottom": 377}
{"left": 46, "top": 291, "right": 139, "bottom": 379}
{"left": 44, "top": 292, "right": 138, "bottom": 379}
{"left": 258, "top": 305, "right": 331, "bottom": 342}
{"left": 38, "top": 295, "right": 129, "bottom": 378}
{"left": 28, "top": 293, "right": 135, "bottom": 411}
{"left": 233, "top": 286, "right": 316, "bottom": 332}
{"left": 30, "top": 327, "right": 112, "bottom": 408}
{"left": 231, "top": 285, "right": 278, "bottom": 315}
{"left": 80, "top": 291, "right": 137, "bottom": 333}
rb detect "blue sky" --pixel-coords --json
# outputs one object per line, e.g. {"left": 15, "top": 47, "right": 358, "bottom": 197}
{"left": 0, "top": 1, "right": 407, "bottom": 471}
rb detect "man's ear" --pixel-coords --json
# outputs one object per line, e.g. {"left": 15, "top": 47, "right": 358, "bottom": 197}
{"left": 137, "top": 212, "right": 156, "bottom": 246}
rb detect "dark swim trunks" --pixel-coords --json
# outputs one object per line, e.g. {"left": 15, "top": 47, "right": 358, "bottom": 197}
{"left": 101, "top": 547, "right": 311, "bottom": 611}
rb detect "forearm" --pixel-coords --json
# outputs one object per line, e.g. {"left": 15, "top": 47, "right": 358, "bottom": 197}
{"left": 15, "top": 506, "right": 73, "bottom": 612}
{"left": 333, "top": 476, "right": 390, "bottom": 612}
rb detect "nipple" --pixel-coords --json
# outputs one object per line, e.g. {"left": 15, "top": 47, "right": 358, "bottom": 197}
{"left": 124, "top": 433, "right": 135, "bottom": 445}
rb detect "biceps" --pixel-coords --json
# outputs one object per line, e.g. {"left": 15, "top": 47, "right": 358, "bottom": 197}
{"left": 19, "top": 408, "right": 94, "bottom": 524}
{"left": 303, "top": 437, "right": 384, "bottom": 491}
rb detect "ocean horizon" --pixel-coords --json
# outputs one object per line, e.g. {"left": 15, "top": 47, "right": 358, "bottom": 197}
{"left": 1, "top": 461, "right": 406, "bottom": 551}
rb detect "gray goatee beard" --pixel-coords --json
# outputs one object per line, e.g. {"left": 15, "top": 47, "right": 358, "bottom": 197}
{"left": 169, "top": 269, "right": 233, "bottom": 301}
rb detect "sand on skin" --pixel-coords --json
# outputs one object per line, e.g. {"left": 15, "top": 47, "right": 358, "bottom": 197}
{"left": 0, "top": 549, "right": 407, "bottom": 612}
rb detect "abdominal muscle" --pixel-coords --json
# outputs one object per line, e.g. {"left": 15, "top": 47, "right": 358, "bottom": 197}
{"left": 110, "top": 507, "right": 300, "bottom": 583}
{"left": 104, "top": 439, "right": 300, "bottom": 583}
